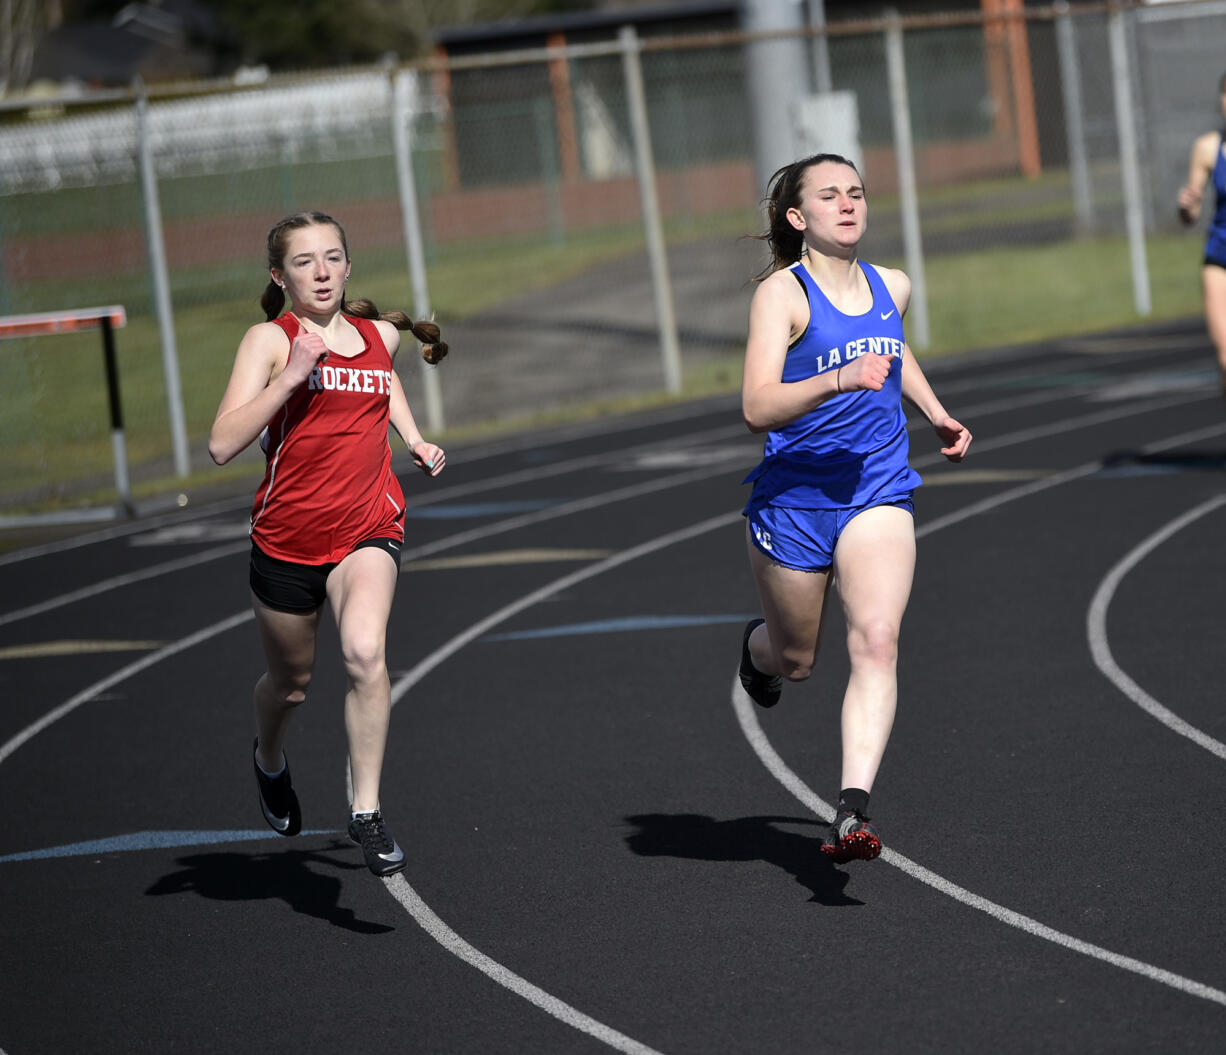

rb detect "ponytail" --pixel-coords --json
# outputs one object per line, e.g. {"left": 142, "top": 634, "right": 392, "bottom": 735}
{"left": 344, "top": 297, "right": 449, "bottom": 365}
{"left": 260, "top": 210, "right": 449, "bottom": 365}
{"left": 261, "top": 280, "right": 285, "bottom": 322}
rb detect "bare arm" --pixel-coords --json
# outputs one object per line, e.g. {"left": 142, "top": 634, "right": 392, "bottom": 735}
{"left": 900, "top": 350, "right": 971, "bottom": 461}
{"left": 741, "top": 269, "right": 890, "bottom": 433}
{"left": 875, "top": 264, "right": 971, "bottom": 462}
{"left": 208, "top": 322, "right": 328, "bottom": 465}
{"left": 388, "top": 370, "right": 445, "bottom": 477}
{"left": 1178, "top": 132, "right": 1218, "bottom": 225}
{"left": 378, "top": 317, "right": 444, "bottom": 477}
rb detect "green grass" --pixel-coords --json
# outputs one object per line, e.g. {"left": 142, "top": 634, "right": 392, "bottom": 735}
{"left": 0, "top": 215, "right": 1208, "bottom": 514}
{"left": 919, "top": 234, "right": 1203, "bottom": 354}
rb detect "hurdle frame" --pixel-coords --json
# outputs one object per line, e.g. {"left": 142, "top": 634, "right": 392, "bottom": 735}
{"left": 0, "top": 305, "right": 135, "bottom": 525}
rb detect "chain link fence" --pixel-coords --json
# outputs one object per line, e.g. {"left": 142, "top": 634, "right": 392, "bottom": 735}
{"left": 2, "top": 0, "right": 1224, "bottom": 516}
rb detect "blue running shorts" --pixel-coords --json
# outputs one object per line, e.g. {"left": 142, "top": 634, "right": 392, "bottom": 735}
{"left": 745, "top": 496, "right": 914, "bottom": 572}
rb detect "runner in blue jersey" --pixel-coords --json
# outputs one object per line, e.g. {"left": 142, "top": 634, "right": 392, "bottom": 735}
{"left": 1177, "top": 71, "right": 1226, "bottom": 399}
{"left": 736, "top": 154, "right": 972, "bottom": 863}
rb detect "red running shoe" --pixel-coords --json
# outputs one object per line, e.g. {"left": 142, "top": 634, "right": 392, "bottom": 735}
{"left": 821, "top": 809, "right": 881, "bottom": 863}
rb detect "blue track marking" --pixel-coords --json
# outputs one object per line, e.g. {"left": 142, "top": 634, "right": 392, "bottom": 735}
{"left": 404, "top": 500, "right": 561, "bottom": 519}
{"left": 483, "top": 614, "right": 754, "bottom": 642}
{"left": 0, "top": 829, "right": 338, "bottom": 863}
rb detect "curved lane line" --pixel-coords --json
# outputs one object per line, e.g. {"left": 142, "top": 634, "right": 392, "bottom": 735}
{"left": 1087, "top": 494, "right": 1226, "bottom": 760}
{"left": 7, "top": 412, "right": 1226, "bottom": 1047}
{"left": 382, "top": 875, "right": 666, "bottom": 1055}
{"left": 0, "top": 466, "right": 741, "bottom": 765}
{"left": 382, "top": 514, "right": 737, "bottom": 1055}
{"left": 0, "top": 611, "right": 253, "bottom": 765}
{"left": 2, "top": 380, "right": 1193, "bottom": 626}
{"left": 728, "top": 680, "right": 1226, "bottom": 1007}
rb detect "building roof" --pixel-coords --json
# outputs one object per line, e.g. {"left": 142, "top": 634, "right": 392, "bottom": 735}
{"left": 432, "top": 0, "right": 738, "bottom": 49}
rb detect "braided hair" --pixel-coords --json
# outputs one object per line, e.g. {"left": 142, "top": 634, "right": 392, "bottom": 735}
{"left": 261, "top": 210, "right": 448, "bottom": 364}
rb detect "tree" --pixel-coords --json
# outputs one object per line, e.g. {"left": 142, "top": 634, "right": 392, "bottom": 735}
{"left": 1, "top": 0, "right": 62, "bottom": 95}
{"left": 215, "top": 0, "right": 600, "bottom": 70}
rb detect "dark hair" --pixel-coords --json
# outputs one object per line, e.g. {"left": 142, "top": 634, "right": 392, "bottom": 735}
{"left": 754, "top": 153, "right": 863, "bottom": 280}
{"left": 260, "top": 210, "right": 448, "bottom": 365}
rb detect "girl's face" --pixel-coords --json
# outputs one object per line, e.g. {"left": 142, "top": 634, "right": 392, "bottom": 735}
{"left": 787, "top": 161, "right": 866, "bottom": 253}
{"left": 272, "top": 223, "right": 349, "bottom": 316}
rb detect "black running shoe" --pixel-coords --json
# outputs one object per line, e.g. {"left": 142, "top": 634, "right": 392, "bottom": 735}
{"left": 253, "top": 738, "right": 301, "bottom": 837}
{"left": 821, "top": 809, "right": 881, "bottom": 863}
{"left": 348, "top": 810, "right": 406, "bottom": 876}
{"left": 739, "top": 618, "right": 782, "bottom": 708}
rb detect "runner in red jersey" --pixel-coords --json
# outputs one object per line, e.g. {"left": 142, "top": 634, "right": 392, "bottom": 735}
{"left": 209, "top": 211, "right": 447, "bottom": 876}
{"left": 250, "top": 312, "right": 407, "bottom": 564}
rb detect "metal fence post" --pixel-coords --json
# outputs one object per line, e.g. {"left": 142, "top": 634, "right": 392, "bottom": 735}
{"left": 100, "top": 314, "right": 134, "bottom": 513}
{"left": 884, "top": 11, "right": 929, "bottom": 350}
{"left": 1108, "top": 6, "right": 1151, "bottom": 317}
{"left": 392, "top": 69, "right": 444, "bottom": 434}
{"left": 808, "top": 0, "right": 833, "bottom": 94}
{"left": 534, "top": 96, "right": 565, "bottom": 246}
{"left": 742, "top": 0, "right": 810, "bottom": 193}
{"left": 619, "top": 25, "right": 682, "bottom": 396}
{"left": 134, "top": 78, "right": 190, "bottom": 477}
{"left": 1054, "top": 0, "right": 1094, "bottom": 233}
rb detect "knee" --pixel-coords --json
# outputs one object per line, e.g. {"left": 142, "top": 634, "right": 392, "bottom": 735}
{"left": 847, "top": 618, "right": 899, "bottom": 669}
{"left": 776, "top": 645, "right": 816, "bottom": 683}
{"left": 341, "top": 633, "right": 386, "bottom": 684}
{"left": 263, "top": 669, "right": 311, "bottom": 706}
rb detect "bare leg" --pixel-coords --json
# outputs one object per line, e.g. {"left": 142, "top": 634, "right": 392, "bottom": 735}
{"left": 1202, "top": 265, "right": 1226, "bottom": 395}
{"left": 251, "top": 598, "right": 320, "bottom": 772}
{"left": 326, "top": 546, "right": 398, "bottom": 813}
{"left": 831, "top": 505, "right": 916, "bottom": 793}
{"left": 745, "top": 521, "right": 833, "bottom": 681}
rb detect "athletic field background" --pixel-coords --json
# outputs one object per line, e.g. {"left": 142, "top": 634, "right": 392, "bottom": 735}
{"left": 1, "top": 2, "right": 1222, "bottom": 513}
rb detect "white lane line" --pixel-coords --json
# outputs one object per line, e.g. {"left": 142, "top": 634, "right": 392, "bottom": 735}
{"left": 729, "top": 681, "right": 1226, "bottom": 1006}
{"left": 6, "top": 404, "right": 1225, "bottom": 1045}
{"left": 1087, "top": 494, "right": 1226, "bottom": 760}
{"left": 728, "top": 419, "right": 1226, "bottom": 1008}
{"left": 388, "top": 514, "right": 740, "bottom": 704}
{"left": 0, "top": 420, "right": 745, "bottom": 573}
{"left": 2, "top": 379, "right": 1200, "bottom": 628}
{"left": 383, "top": 874, "right": 667, "bottom": 1055}
{"left": 0, "top": 611, "right": 253, "bottom": 765}
{"left": 398, "top": 463, "right": 742, "bottom": 567}
{"left": 0, "top": 460, "right": 741, "bottom": 629}
{"left": 379, "top": 515, "right": 735, "bottom": 1055}
{"left": 0, "top": 542, "right": 251, "bottom": 629}
{"left": 0, "top": 372, "right": 1191, "bottom": 626}
{"left": 385, "top": 480, "right": 1226, "bottom": 1020}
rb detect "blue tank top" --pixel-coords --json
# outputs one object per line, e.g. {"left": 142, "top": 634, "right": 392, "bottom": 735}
{"left": 743, "top": 260, "right": 922, "bottom": 510}
{"left": 1205, "top": 134, "right": 1226, "bottom": 267}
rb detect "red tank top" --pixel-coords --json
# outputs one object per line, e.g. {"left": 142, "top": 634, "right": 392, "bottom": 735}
{"left": 250, "top": 313, "right": 405, "bottom": 564}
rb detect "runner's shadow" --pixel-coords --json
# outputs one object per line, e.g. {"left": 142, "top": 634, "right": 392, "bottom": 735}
{"left": 144, "top": 839, "right": 394, "bottom": 934}
{"left": 1102, "top": 449, "right": 1226, "bottom": 473}
{"left": 624, "top": 813, "right": 863, "bottom": 906}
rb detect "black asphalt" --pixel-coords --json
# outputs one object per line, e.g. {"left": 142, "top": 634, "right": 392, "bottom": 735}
{"left": 3, "top": 318, "right": 1226, "bottom": 1054}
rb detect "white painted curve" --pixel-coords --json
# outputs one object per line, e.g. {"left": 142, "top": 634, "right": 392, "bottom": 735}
{"left": 1087, "top": 493, "right": 1226, "bottom": 760}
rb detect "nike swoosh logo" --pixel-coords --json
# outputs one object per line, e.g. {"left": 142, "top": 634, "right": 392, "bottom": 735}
{"left": 880, "top": 310, "right": 895, "bottom": 320}
{"left": 262, "top": 805, "right": 291, "bottom": 831}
